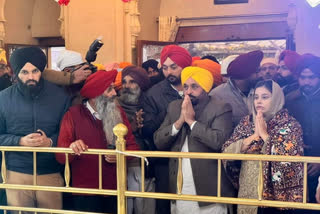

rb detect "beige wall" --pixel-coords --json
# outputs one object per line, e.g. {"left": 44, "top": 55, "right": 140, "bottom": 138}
{"left": 63, "top": 0, "right": 132, "bottom": 64}
{"left": 138, "top": 0, "right": 160, "bottom": 41}
{"left": 4, "top": 0, "right": 38, "bottom": 45}
{"left": 295, "top": 0, "right": 320, "bottom": 56}
{"left": 160, "top": 0, "right": 290, "bottom": 24}
{"left": 32, "top": 0, "right": 60, "bottom": 37}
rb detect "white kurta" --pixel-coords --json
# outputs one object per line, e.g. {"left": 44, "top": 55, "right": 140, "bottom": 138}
{"left": 171, "top": 123, "right": 227, "bottom": 214}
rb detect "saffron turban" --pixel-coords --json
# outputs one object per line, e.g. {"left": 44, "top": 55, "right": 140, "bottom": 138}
{"left": 160, "top": 45, "right": 192, "bottom": 69}
{"left": 119, "top": 62, "right": 133, "bottom": 69}
{"left": 192, "top": 59, "right": 223, "bottom": 87}
{"left": 181, "top": 66, "right": 214, "bottom": 93}
{"left": 80, "top": 70, "right": 117, "bottom": 99}
{"left": 122, "top": 65, "right": 151, "bottom": 91}
{"left": 114, "top": 71, "right": 122, "bottom": 91}
{"left": 279, "top": 50, "right": 301, "bottom": 73}
{"left": 227, "top": 50, "right": 263, "bottom": 79}
{"left": 0, "top": 49, "right": 7, "bottom": 64}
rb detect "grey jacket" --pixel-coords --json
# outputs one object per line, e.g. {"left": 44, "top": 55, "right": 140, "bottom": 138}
{"left": 154, "top": 96, "right": 235, "bottom": 207}
{"left": 209, "top": 79, "right": 253, "bottom": 128}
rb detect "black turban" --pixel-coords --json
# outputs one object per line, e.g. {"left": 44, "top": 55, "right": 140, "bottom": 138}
{"left": 10, "top": 47, "right": 47, "bottom": 75}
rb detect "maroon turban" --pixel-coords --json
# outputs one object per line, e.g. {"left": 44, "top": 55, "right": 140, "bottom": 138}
{"left": 80, "top": 70, "right": 117, "bottom": 99}
{"left": 296, "top": 53, "right": 320, "bottom": 75}
{"left": 227, "top": 50, "right": 263, "bottom": 79}
{"left": 122, "top": 65, "right": 151, "bottom": 91}
{"left": 160, "top": 45, "right": 192, "bottom": 69}
{"left": 279, "top": 50, "right": 301, "bottom": 73}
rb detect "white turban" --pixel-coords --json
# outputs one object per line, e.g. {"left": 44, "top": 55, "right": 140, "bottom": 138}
{"left": 221, "top": 55, "right": 239, "bottom": 75}
{"left": 260, "top": 58, "right": 278, "bottom": 66}
{"left": 56, "top": 50, "right": 84, "bottom": 71}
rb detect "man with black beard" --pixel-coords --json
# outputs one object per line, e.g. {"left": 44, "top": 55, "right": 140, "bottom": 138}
{"left": 275, "top": 50, "right": 301, "bottom": 95}
{"left": 0, "top": 47, "right": 70, "bottom": 213}
{"left": 56, "top": 70, "right": 139, "bottom": 213}
{"left": 154, "top": 66, "right": 235, "bottom": 214}
{"left": 142, "top": 45, "right": 192, "bottom": 214}
{"left": 210, "top": 50, "right": 263, "bottom": 128}
{"left": 286, "top": 54, "right": 320, "bottom": 212}
{"left": 0, "top": 49, "right": 12, "bottom": 214}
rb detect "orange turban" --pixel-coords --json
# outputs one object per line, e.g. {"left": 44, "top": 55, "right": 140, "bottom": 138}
{"left": 192, "top": 59, "right": 223, "bottom": 87}
{"left": 114, "top": 71, "right": 122, "bottom": 91}
{"left": 181, "top": 66, "right": 214, "bottom": 93}
{"left": 119, "top": 62, "right": 133, "bottom": 69}
{"left": 192, "top": 56, "right": 201, "bottom": 63}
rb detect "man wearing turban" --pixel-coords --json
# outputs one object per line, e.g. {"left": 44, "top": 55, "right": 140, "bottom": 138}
{"left": 258, "top": 57, "right": 278, "bottom": 81}
{"left": 154, "top": 66, "right": 235, "bottom": 214}
{"left": 56, "top": 70, "right": 139, "bottom": 213}
{"left": 192, "top": 59, "right": 223, "bottom": 88}
{"left": 142, "top": 59, "right": 165, "bottom": 86}
{"left": 286, "top": 54, "right": 320, "bottom": 208}
{"left": 0, "top": 47, "right": 70, "bottom": 213}
{"left": 0, "top": 49, "right": 12, "bottom": 91}
{"left": 117, "top": 66, "right": 155, "bottom": 214}
{"left": 275, "top": 50, "right": 301, "bottom": 95}
{"left": 210, "top": 50, "right": 263, "bottom": 128}
{"left": 142, "top": 44, "right": 192, "bottom": 214}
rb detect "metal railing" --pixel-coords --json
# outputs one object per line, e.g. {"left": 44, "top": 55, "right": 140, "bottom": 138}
{"left": 0, "top": 123, "right": 320, "bottom": 213}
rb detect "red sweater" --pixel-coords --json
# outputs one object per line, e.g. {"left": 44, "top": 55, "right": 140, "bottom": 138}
{"left": 56, "top": 104, "right": 139, "bottom": 190}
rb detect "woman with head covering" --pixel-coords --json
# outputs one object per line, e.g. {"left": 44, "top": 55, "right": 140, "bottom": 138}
{"left": 222, "top": 80, "right": 304, "bottom": 214}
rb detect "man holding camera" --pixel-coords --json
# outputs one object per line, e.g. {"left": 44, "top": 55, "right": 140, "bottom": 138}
{"left": 0, "top": 47, "right": 70, "bottom": 213}
{"left": 56, "top": 50, "right": 91, "bottom": 105}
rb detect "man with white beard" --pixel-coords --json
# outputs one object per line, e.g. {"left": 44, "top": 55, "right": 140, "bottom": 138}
{"left": 117, "top": 66, "right": 156, "bottom": 214}
{"left": 56, "top": 70, "right": 139, "bottom": 213}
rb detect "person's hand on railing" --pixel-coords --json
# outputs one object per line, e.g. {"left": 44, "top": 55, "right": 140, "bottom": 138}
{"left": 19, "top": 129, "right": 52, "bottom": 147}
{"left": 70, "top": 139, "right": 88, "bottom": 155}
{"left": 104, "top": 155, "right": 116, "bottom": 163}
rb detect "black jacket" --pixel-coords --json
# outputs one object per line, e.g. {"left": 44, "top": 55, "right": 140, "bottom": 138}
{"left": 0, "top": 80, "right": 70, "bottom": 174}
{"left": 286, "top": 89, "right": 320, "bottom": 156}
{"left": 142, "top": 79, "right": 181, "bottom": 142}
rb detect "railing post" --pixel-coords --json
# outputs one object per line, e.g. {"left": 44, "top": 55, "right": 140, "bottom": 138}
{"left": 114, "top": 123, "right": 128, "bottom": 214}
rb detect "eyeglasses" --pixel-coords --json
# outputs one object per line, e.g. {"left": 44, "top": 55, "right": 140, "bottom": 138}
{"left": 258, "top": 66, "right": 279, "bottom": 72}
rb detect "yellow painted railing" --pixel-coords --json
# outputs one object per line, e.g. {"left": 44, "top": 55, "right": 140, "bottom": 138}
{"left": 0, "top": 123, "right": 320, "bottom": 213}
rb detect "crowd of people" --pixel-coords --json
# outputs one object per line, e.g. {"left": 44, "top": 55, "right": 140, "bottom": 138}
{"left": 0, "top": 44, "right": 319, "bottom": 214}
